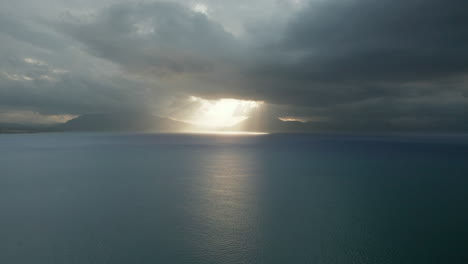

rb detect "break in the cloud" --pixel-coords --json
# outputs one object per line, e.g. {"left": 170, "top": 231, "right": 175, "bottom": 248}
{"left": 0, "top": 0, "right": 467, "bottom": 132}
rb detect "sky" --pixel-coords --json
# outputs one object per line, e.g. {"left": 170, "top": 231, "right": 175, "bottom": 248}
{"left": 1, "top": 0, "right": 467, "bottom": 132}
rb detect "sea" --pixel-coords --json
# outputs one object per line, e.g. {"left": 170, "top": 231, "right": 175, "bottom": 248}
{"left": 1, "top": 132, "right": 467, "bottom": 263}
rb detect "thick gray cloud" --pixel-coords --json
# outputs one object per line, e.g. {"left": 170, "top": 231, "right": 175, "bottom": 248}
{"left": 62, "top": 2, "right": 240, "bottom": 75}
{"left": 0, "top": 6, "right": 169, "bottom": 121}
{"left": 244, "top": 0, "right": 468, "bottom": 131}
{"left": 1, "top": 0, "right": 467, "bottom": 131}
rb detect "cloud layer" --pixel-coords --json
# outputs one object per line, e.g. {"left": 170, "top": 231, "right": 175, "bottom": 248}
{"left": 1, "top": 0, "right": 467, "bottom": 131}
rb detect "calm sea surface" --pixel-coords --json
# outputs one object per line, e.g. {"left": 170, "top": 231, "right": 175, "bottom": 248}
{"left": 1, "top": 133, "right": 468, "bottom": 263}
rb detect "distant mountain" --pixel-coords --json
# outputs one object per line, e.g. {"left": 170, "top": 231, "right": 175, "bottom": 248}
{"left": 230, "top": 116, "right": 316, "bottom": 133}
{"left": 61, "top": 112, "right": 191, "bottom": 132}
{"left": 3, "top": 112, "right": 462, "bottom": 134}
{"left": 60, "top": 113, "right": 323, "bottom": 133}
{"left": 0, "top": 123, "right": 61, "bottom": 133}
{"left": 1, "top": 113, "right": 323, "bottom": 134}
{"left": 230, "top": 115, "right": 468, "bottom": 133}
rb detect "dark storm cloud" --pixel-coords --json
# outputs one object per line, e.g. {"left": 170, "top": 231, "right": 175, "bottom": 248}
{"left": 241, "top": 0, "right": 468, "bottom": 131}
{"left": 0, "top": 15, "right": 65, "bottom": 51}
{"left": 0, "top": 72, "right": 149, "bottom": 115}
{"left": 61, "top": 2, "right": 240, "bottom": 76}
{"left": 0, "top": 9, "right": 167, "bottom": 121}
{"left": 248, "top": 0, "right": 468, "bottom": 90}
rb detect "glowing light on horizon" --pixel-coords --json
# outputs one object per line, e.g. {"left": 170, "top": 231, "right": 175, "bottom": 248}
{"left": 278, "top": 117, "right": 307, "bottom": 122}
{"left": 182, "top": 96, "right": 263, "bottom": 129}
{"left": 187, "top": 131, "right": 268, "bottom": 135}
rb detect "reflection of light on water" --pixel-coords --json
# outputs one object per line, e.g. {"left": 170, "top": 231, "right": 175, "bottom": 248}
{"left": 188, "top": 149, "right": 260, "bottom": 262}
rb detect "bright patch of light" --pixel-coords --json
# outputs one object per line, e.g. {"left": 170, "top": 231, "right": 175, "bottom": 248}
{"left": 24, "top": 58, "right": 47, "bottom": 66}
{"left": 193, "top": 3, "right": 209, "bottom": 15}
{"left": 278, "top": 117, "right": 307, "bottom": 122}
{"left": 1, "top": 72, "right": 36, "bottom": 81}
{"left": 183, "top": 96, "right": 262, "bottom": 128}
{"left": 188, "top": 131, "right": 268, "bottom": 135}
{"left": 279, "top": 116, "right": 327, "bottom": 122}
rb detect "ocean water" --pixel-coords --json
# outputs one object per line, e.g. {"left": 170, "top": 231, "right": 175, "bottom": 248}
{"left": 1, "top": 133, "right": 467, "bottom": 263}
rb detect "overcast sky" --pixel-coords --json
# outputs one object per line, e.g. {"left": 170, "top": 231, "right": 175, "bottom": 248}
{"left": 1, "top": 0, "right": 467, "bottom": 131}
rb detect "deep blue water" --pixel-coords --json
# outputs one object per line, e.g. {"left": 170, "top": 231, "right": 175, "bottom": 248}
{"left": 1, "top": 133, "right": 468, "bottom": 263}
